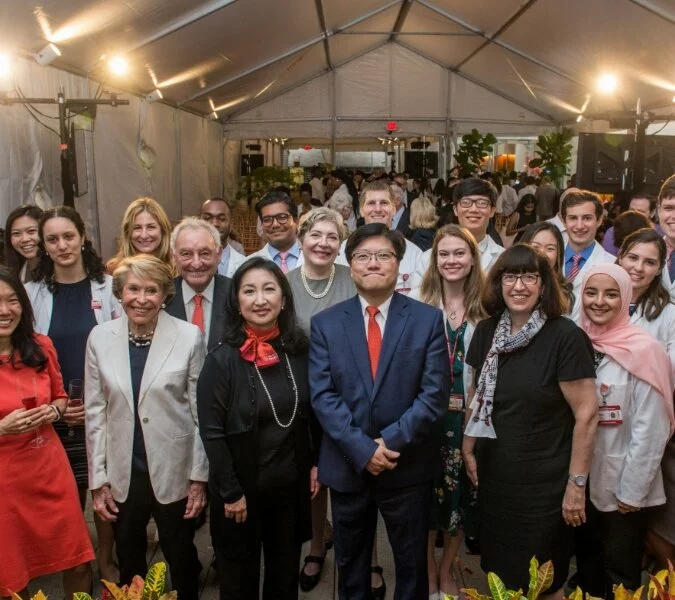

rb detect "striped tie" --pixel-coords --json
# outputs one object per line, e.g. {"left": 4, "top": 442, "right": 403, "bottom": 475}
{"left": 567, "top": 254, "right": 582, "bottom": 282}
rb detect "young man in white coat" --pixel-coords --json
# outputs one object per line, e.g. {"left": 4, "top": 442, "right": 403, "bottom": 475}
{"left": 562, "top": 189, "right": 616, "bottom": 322}
{"left": 658, "top": 175, "right": 675, "bottom": 302}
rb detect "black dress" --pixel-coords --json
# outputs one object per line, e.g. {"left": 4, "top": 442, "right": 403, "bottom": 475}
{"left": 47, "top": 278, "right": 98, "bottom": 488}
{"left": 466, "top": 316, "right": 595, "bottom": 592}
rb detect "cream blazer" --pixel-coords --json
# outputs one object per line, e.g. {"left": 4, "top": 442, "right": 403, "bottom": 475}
{"left": 85, "top": 310, "right": 208, "bottom": 504}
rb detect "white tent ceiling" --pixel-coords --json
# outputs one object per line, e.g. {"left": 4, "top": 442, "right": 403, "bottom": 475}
{"left": 3, "top": 0, "right": 675, "bottom": 138}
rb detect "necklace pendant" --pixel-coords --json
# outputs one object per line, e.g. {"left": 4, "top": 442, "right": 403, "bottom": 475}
{"left": 449, "top": 309, "right": 457, "bottom": 319}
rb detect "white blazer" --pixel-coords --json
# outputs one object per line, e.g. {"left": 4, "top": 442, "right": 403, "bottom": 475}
{"left": 336, "top": 238, "right": 425, "bottom": 294}
{"left": 631, "top": 303, "right": 675, "bottom": 377}
{"left": 420, "top": 236, "right": 504, "bottom": 276}
{"left": 247, "top": 243, "right": 305, "bottom": 269}
{"left": 85, "top": 310, "right": 208, "bottom": 504}
{"left": 590, "top": 356, "right": 670, "bottom": 512}
{"left": 26, "top": 275, "right": 122, "bottom": 333}
{"left": 569, "top": 242, "right": 616, "bottom": 324}
{"left": 218, "top": 246, "right": 246, "bottom": 278}
{"left": 662, "top": 258, "right": 675, "bottom": 303}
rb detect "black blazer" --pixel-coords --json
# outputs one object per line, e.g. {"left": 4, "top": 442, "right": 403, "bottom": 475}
{"left": 197, "top": 341, "right": 318, "bottom": 556}
{"left": 395, "top": 207, "right": 412, "bottom": 239}
{"left": 164, "top": 274, "right": 230, "bottom": 352}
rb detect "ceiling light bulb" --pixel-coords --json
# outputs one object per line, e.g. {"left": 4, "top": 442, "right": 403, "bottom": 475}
{"left": 145, "top": 89, "right": 163, "bottom": 103}
{"left": 597, "top": 73, "right": 618, "bottom": 94}
{"left": 108, "top": 55, "right": 128, "bottom": 76}
{"left": 672, "top": 95, "right": 675, "bottom": 104}
{"left": 35, "top": 43, "right": 61, "bottom": 66}
{"left": 576, "top": 114, "right": 584, "bottom": 123}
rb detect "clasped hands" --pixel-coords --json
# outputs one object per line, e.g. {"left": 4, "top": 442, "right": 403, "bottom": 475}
{"left": 0, "top": 405, "right": 58, "bottom": 436}
{"left": 366, "top": 437, "right": 400, "bottom": 476}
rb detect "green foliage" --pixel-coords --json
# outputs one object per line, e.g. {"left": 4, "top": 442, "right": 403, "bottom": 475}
{"left": 236, "top": 165, "right": 293, "bottom": 202}
{"left": 528, "top": 128, "right": 574, "bottom": 187}
{"left": 462, "top": 557, "right": 551, "bottom": 600}
{"left": 453, "top": 129, "right": 498, "bottom": 177}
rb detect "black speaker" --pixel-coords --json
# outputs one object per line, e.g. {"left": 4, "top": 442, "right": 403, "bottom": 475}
{"left": 404, "top": 151, "right": 438, "bottom": 178}
{"left": 410, "top": 141, "right": 430, "bottom": 150}
{"left": 576, "top": 133, "right": 630, "bottom": 193}
{"left": 246, "top": 144, "right": 262, "bottom": 151}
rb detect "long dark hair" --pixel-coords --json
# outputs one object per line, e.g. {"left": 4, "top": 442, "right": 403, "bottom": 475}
{"left": 618, "top": 228, "right": 671, "bottom": 321}
{"left": 4, "top": 206, "right": 43, "bottom": 274}
{"left": 0, "top": 266, "right": 46, "bottom": 370}
{"left": 32, "top": 206, "right": 105, "bottom": 293}
{"left": 222, "top": 257, "right": 307, "bottom": 353}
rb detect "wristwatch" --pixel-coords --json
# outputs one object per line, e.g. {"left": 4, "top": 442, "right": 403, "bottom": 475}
{"left": 568, "top": 474, "right": 587, "bottom": 487}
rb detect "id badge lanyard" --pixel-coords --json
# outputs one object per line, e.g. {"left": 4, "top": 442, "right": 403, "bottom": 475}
{"left": 444, "top": 313, "right": 465, "bottom": 411}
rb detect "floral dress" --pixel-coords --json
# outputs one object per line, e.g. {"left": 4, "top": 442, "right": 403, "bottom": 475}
{"left": 430, "top": 320, "right": 476, "bottom": 535}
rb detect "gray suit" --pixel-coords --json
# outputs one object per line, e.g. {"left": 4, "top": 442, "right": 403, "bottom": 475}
{"left": 164, "top": 274, "right": 231, "bottom": 352}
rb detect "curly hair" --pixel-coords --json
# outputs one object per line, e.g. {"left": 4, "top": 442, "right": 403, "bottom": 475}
{"left": 32, "top": 206, "right": 105, "bottom": 293}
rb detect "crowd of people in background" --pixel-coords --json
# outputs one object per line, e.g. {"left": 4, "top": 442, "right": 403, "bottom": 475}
{"left": 1, "top": 164, "right": 675, "bottom": 600}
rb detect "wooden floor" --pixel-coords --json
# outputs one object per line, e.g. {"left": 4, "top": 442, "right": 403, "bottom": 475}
{"left": 32, "top": 501, "right": 486, "bottom": 600}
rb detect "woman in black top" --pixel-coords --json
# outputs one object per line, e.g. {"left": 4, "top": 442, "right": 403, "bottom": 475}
{"left": 198, "top": 257, "right": 320, "bottom": 600}
{"left": 462, "top": 245, "right": 598, "bottom": 597}
{"left": 506, "top": 194, "right": 538, "bottom": 243}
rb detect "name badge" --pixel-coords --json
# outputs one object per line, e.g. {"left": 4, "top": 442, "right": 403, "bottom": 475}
{"left": 448, "top": 393, "right": 464, "bottom": 411}
{"left": 598, "top": 404, "right": 623, "bottom": 426}
{"left": 396, "top": 272, "right": 411, "bottom": 294}
{"left": 91, "top": 300, "right": 102, "bottom": 310}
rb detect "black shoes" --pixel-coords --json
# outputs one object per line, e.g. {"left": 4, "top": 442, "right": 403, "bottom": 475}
{"left": 299, "top": 554, "right": 327, "bottom": 592}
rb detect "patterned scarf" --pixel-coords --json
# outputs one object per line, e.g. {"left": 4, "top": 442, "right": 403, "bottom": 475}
{"left": 465, "top": 308, "right": 547, "bottom": 438}
{"left": 239, "top": 324, "right": 281, "bottom": 368}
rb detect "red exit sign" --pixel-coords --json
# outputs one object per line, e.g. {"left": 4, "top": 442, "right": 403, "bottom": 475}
{"left": 386, "top": 121, "right": 397, "bottom": 131}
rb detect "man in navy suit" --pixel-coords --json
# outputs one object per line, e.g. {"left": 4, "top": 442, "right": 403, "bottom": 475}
{"left": 310, "top": 223, "right": 449, "bottom": 599}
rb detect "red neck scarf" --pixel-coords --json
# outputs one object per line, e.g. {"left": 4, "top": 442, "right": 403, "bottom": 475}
{"left": 239, "top": 324, "right": 281, "bottom": 367}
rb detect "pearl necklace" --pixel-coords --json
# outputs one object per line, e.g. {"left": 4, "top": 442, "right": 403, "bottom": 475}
{"left": 128, "top": 329, "right": 155, "bottom": 348}
{"left": 254, "top": 354, "right": 299, "bottom": 429}
{"left": 301, "top": 265, "right": 336, "bottom": 300}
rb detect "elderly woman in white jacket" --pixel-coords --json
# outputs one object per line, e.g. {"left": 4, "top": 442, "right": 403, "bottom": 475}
{"left": 411, "top": 224, "right": 485, "bottom": 600}
{"left": 577, "top": 263, "right": 673, "bottom": 599}
{"left": 85, "top": 255, "right": 207, "bottom": 600}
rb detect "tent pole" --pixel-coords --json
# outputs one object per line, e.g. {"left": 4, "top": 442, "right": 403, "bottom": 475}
{"left": 331, "top": 71, "right": 337, "bottom": 166}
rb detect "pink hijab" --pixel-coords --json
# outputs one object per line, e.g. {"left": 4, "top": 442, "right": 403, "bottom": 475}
{"left": 580, "top": 263, "right": 675, "bottom": 433}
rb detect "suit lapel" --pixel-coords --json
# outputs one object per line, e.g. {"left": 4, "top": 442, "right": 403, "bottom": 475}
{"left": 168, "top": 278, "right": 187, "bottom": 321}
{"left": 343, "top": 296, "right": 373, "bottom": 397}
{"left": 139, "top": 311, "right": 178, "bottom": 404}
{"left": 111, "top": 315, "right": 134, "bottom": 413}
{"left": 372, "top": 293, "right": 408, "bottom": 398}
{"left": 208, "top": 276, "right": 227, "bottom": 350}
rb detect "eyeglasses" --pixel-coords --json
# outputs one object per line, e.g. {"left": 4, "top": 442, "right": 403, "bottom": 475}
{"left": 261, "top": 213, "right": 292, "bottom": 226}
{"left": 501, "top": 273, "right": 540, "bottom": 286}
{"left": 351, "top": 251, "right": 397, "bottom": 264}
{"left": 457, "top": 197, "right": 492, "bottom": 209}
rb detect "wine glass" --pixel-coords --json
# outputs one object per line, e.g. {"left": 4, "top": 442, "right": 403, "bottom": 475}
{"left": 67, "top": 379, "right": 84, "bottom": 439}
{"left": 21, "top": 375, "right": 47, "bottom": 448}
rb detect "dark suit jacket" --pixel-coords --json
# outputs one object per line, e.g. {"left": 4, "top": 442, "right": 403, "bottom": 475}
{"left": 309, "top": 293, "right": 449, "bottom": 493}
{"left": 164, "top": 274, "right": 230, "bottom": 352}
{"left": 395, "top": 207, "right": 412, "bottom": 239}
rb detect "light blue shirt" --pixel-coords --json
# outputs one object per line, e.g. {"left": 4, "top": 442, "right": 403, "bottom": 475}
{"left": 392, "top": 206, "right": 405, "bottom": 230}
{"left": 564, "top": 241, "right": 595, "bottom": 276}
{"left": 271, "top": 240, "right": 301, "bottom": 271}
{"left": 217, "top": 245, "right": 231, "bottom": 277}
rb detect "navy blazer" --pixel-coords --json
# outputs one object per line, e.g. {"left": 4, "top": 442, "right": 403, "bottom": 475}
{"left": 309, "top": 292, "right": 449, "bottom": 493}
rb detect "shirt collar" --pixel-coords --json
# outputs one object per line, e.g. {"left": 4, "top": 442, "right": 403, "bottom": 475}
{"left": 359, "top": 294, "right": 394, "bottom": 321}
{"left": 182, "top": 276, "right": 215, "bottom": 305}
{"left": 564, "top": 240, "right": 596, "bottom": 261}
{"left": 477, "top": 235, "right": 489, "bottom": 253}
{"left": 219, "top": 245, "right": 231, "bottom": 264}
{"left": 271, "top": 240, "right": 301, "bottom": 260}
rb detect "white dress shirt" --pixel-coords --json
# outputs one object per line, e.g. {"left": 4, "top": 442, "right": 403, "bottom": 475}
{"left": 182, "top": 278, "right": 214, "bottom": 343}
{"left": 359, "top": 294, "right": 393, "bottom": 340}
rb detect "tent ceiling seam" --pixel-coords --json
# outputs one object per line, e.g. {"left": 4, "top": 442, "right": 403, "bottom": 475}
{"left": 390, "top": 0, "right": 415, "bottom": 41}
{"left": 415, "top": 0, "right": 585, "bottom": 87}
{"left": 314, "top": 0, "right": 334, "bottom": 70}
{"left": 628, "top": 0, "right": 675, "bottom": 25}
{"left": 180, "top": 1, "right": 399, "bottom": 105}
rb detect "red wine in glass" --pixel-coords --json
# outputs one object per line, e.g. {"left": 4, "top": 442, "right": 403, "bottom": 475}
{"left": 22, "top": 396, "right": 47, "bottom": 448}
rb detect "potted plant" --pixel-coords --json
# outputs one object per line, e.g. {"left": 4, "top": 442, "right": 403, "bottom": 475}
{"left": 453, "top": 129, "right": 498, "bottom": 177}
{"left": 236, "top": 165, "right": 293, "bottom": 207}
{"left": 528, "top": 128, "right": 574, "bottom": 188}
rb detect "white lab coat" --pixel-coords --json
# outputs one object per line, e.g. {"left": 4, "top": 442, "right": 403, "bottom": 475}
{"left": 546, "top": 214, "right": 569, "bottom": 244}
{"left": 218, "top": 246, "right": 246, "bottom": 278}
{"left": 590, "top": 356, "right": 670, "bottom": 512}
{"left": 631, "top": 302, "right": 675, "bottom": 377}
{"left": 26, "top": 276, "right": 122, "bottom": 333}
{"left": 336, "top": 238, "right": 425, "bottom": 295}
{"left": 569, "top": 242, "right": 617, "bottom": 324}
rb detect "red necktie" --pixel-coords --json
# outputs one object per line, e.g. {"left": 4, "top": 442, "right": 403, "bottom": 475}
{"left": 192, "top": 294, "right": 205, "bottom": 334}
{"left": 366, "top": 306, "right": 382, "bottom": 379}
{"left": 567, "top": 253, "right": 582, "bottom": 282}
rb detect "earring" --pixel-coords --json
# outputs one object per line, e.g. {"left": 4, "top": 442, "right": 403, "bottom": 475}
{"left": 81, "top": 245, "right": 85, "bottom": 251}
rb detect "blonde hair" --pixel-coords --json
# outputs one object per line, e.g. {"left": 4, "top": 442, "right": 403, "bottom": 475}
{"left": 359, "top": 180, "right": 394, "bottom": 208}
{"left": 410, "top": 197, "right": 439, "bottom": 229}
{"left": 112, "top": 254, "right": 176, "bottom": 304}
{"left": 419, "top": 224, "right": 486, "bottom": 325}
{"left": 107, "top": 197, "right": 173, "bottom": 272}
{"left": 298, "top": 207, "right": 347, "bottom": 243}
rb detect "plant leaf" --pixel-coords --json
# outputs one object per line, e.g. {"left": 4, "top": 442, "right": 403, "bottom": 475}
{"left": 142, "top": 562, "right": 167, "bottom": 600}
{"left": 127, "top": 576, "right": 144, "bottom": 600}
{"left": 31, "top": 592, "right": 48, "bottom": 600}
{"left": 73, "top": 593, "right": 93, "bottom": 600}
{"left": 102, "top": 580, "right": 128, "bottom": 600}
{"left": 568, "top": 586, "right": 583, "bottom": 600}
{"left": 631, "top": 585, "right": 645, "bottom": 600}
{"left": 614, "top": 584, "right": 632, "bottom": 600}
{"left": 488, "top": 572, "right": 509, "bottom": 600}
{"left": 158, "top": 593, "right": 177, "bottom": 600}
{"left": 527, "top": 560, "right": 554, "bottom": 600}
{"left": 527, "top": 557, "right": 539, "bottom": 600}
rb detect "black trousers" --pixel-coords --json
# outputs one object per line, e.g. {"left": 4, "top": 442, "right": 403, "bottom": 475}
{"left": 330, "top": 482, "right": 432, "bottom": 600}
{"left": 113, "top": 470, "right": 201, "bottom": 600}
{"left": 575, "top": 499, "right": 648, "bottom": 600}
{"left": 213, "top": 483, "right": 302, "bottom": 600}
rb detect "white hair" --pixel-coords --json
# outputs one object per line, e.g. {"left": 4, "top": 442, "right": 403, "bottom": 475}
{"left": 170, "top": 217, "right": 221, "bottom": 253}
{"left": 327, "top": 194, "right": 352, "bottom": 213}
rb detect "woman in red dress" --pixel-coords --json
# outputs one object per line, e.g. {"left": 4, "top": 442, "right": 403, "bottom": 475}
{"left": 0, "top": 266, "right": 94, "bottom": 598}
